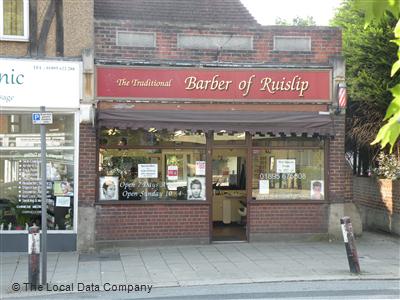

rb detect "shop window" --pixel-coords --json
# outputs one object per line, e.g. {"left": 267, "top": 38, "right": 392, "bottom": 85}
{"left": 253, "top": 135, "right": 324, "bottom": 148}
{"left": 99, "top": 129, "right": 207, "bottom": 201}
{"left": 99, "top": 128, "right": 206, "bottom": 147}
{"left": 0, "top": 0, "right": 29, "bottom": 41}
{"left": 213, "top": 132, "right": 246, "bottom": 145}
{"left": 252, "top": 138, "right": 325, "bottom": 200}
{"left": 0, "top": 113, "right": 76, "bottom": 231}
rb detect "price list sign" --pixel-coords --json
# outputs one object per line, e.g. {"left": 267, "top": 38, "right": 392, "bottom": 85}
{"left": 17, "top": 160, "right": 49, "bottom": 215}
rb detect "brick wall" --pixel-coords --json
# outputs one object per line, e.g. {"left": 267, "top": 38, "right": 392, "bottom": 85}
{"left": 354, "top": 177, "right": 400, "bottom": 215}
{"left": 95, "top": 204, "right": 209, "bottom": 240}
{"left": 95, "top": 21, "right": 341, "bottom": 64}
{"left": 79, "top": 123, "right": 97, "bottom": 208}
{"left": 249, "top": 202, "right": 328, "bottom": 233}
{"left": 353, "top": 177, "right": 400, "bottom": 234}
{"left": 328, "top": 114, "right": 350, "bottom": 202}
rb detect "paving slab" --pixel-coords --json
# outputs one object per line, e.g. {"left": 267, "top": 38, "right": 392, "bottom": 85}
{"left": 0, "top": 231, "right": 399, "bottom": 297}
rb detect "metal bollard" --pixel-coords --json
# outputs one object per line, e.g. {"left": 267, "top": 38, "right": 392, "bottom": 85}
{"left": 28, "top": 225, "right": 40, "bottom": 286}
{"left": 340, "top": 216, "right": 361, "bottom": 274}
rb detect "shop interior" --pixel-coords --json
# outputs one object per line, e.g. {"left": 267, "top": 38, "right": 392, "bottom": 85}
{"left": 212, "top": 148, "right": 247, "bottom": 242}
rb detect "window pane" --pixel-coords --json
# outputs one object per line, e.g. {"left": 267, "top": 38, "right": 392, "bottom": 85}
{"left": 252, "top": 145, "right": 324, "bottom": 200}
{"left": 213, "top": 132, "right": 246, "bottom": 145}
{"left": 0, "top": 114, "right": 75, "bottom": 147}
{"left": 253, "top": 135, "right": 323, "bottom": 147}
{"left": 3, "top": 0, "right": 24, "bottom": 36}
{"left": 0, "top": 113, "right": 75, "bottom": 231}
{"left": 99, "top": 128, "right": 206, "bottom": 147}
{"left": 99, "top": 148, "right": 206, "bottom": 201}
{"left": 0, "top": 150, "right": 75, "bottom": 231}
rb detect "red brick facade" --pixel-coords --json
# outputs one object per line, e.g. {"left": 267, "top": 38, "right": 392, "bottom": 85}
{"left": 78, "top": 124, "right": 97, "bottom": 208}
{"left": 249, "top": 203, "right": 328, "bottom": 234}
{"left": 85, "top": 1, "right": 347, "bottom": 243}
{"left": 354, "top": 177, "right": 400, "bottom": 215}
{"left": 328, "top": 114, "right": 350, "bottom": 202}
{"left": 95, "top": 21, "right": 341, "bottom": 64}
{"left": 96, "top": 204, "right": 209, "bottom": 240}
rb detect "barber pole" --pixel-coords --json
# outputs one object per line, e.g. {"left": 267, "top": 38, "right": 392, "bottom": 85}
{"left": 338, "top": 83, "right": 347, "bottom": 108}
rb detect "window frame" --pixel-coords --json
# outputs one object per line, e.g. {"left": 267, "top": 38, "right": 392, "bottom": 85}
{"left": 0, "top": 0, "right": 29, "bottom": 41}
{"left": 0, "top": 110, "right": 79, "bottom": 233}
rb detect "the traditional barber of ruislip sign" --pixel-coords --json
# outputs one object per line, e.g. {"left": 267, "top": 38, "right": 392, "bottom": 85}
{"left": 97, "top": 67, "right": 330, "bottom": 101}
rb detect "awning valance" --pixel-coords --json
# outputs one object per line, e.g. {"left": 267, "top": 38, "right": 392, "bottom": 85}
{"left": 97, "top": 109, "right": 335, "bottom": 136}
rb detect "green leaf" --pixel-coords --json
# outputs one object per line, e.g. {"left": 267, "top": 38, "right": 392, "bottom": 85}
{"left": 383, "top": 97, "right": 400, "bottom": 120}
{"left": 372, "top": 111, "right": 400, "bottom": 152}
{"left": 391, "top": 59, "right": 400, "bottom": 76}
{"left": 395, "top": 19, "right": 400, "bottom": 37}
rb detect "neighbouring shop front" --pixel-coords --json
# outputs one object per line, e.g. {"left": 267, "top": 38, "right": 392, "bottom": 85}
{"left": 94, "top": 65, "right": 338, "bottom": 245}
{"left": 0, "top": 58, "right": 81, "bottom": 251}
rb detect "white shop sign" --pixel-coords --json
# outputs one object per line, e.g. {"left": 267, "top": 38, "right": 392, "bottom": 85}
{"left": 0, "top": 59, "right": 81, "bottom": 108}
{"left": 276, "top": 159, "right": 296, "bottom": 173}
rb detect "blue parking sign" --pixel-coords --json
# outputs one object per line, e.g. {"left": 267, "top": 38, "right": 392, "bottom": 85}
{"left": 32, "top": 112, "right": 53, "bottom": 125}
{"left": 32, "top": 113, "right": 41, "bottom": 122}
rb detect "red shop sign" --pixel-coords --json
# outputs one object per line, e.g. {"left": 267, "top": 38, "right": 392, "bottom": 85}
{"left": 96, "top": 67, "right": 331, "bottom": 102}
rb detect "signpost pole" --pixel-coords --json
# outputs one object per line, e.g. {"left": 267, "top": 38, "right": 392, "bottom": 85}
{"left": 40, "top": 106, "right": 47, "bottom": 285}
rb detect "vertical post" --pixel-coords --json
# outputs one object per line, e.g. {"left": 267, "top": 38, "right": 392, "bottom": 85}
{"left": 40, "top": 106, "right": 47, "bottom": 285}
{"left": 340, "top": 216, "right": 361, "bottom": 274}
{"left": 28, "top": 225, "right": 40, "bottom": 286}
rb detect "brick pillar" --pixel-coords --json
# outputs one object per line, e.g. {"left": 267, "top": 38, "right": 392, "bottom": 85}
{"left": 77, "top": 123, "right": 97, "bottom": 251}
{"left": 328, "top": 114, "right": 350, "bottom": 202}
{"left": 327, "top": 114, "right": 362, "bottom": 238}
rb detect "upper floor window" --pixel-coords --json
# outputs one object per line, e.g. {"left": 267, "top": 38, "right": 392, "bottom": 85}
{"left": 0, "top": 0, "right": 29, "bottom": 41}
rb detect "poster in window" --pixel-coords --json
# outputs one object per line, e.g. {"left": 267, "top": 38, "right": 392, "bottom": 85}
{"left": 99, "top": 176, "right": 119, "bottom": 200}
{"left": 259, "top": 180, "right": 269, "bottom": 194}
{"left": 167, "top": 165, "right": 178, "bottom": 181}
{"left": 56, "top": 196, "right": 71, "bottom": 207}
{"left": 310, "top": 180, "right": 324, "bottom": 200}
{"left": 138, "top": 164, "right": 158, "bottom": 178}
{"left": 187, "top": 177, "right": 206, "bottom": 200}
{"left": 276, "top": 159, "right": 296, "bottom": 173}
{"left": 195, "top": 161, "right": 206, "bottom": 176}
{"left": 53, "top": 180, "right": 73, "bottom": 196}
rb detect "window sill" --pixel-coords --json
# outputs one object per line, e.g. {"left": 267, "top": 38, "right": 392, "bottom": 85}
{"left": 249, "top": 199, "right": 326, "bottom": 204}
{"left": 95, "top": 200, "right": 210, "bottom": 205}
{"left": 0, "top": 36, "right": 29, "bottom": 42}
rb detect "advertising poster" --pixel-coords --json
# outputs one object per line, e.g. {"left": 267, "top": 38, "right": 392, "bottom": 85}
{"left": 99, "top": 176, "right": 119, "bottom": 200}
{"left": 195, "top": 161, "right": 206, "bottom": 176}
{"left": 276, "top": 159, "right": 296, "bottom": 173}
{"left": 310, "top": 180, "right": 324, "bottom": 200}
{"left": 53, "top": 181, "right": 73, "bottom": 196}
{"left": 259, "top": 179, "right": 269, "bottom": 194}
{"left": 56, "top": 197, "right": 71, "bottom": 207}
{"left": 187, "top": 177, "right": 206, "bottom": 200}
{"left": 167, "top": 165, "right": 178, "bottom": 181}
{"left": 138, "top": 164, "right": 158, "bottom": 178}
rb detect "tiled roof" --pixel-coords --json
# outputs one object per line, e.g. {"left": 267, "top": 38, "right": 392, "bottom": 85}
{"left": 94, "top": 0, "right": 259, "bottom": 26}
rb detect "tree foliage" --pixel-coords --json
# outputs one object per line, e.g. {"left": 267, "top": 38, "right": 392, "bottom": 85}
{"left": 352, "top": 0, "right": 400, "bottom": 152}
{"left": 331, "top": 0, "right": 399, "bottom": 148}
{"left": 275, "top": 16, "right": 316, "bottom": 26}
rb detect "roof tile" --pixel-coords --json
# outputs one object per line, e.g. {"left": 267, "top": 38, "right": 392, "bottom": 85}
{"left": 94, "top": 0, "right": 259, "bottom": 26}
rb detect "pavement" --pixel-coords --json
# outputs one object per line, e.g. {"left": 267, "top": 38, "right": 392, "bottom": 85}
{"left": 0, "top": 231, "right": 399, "bottom": 298}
